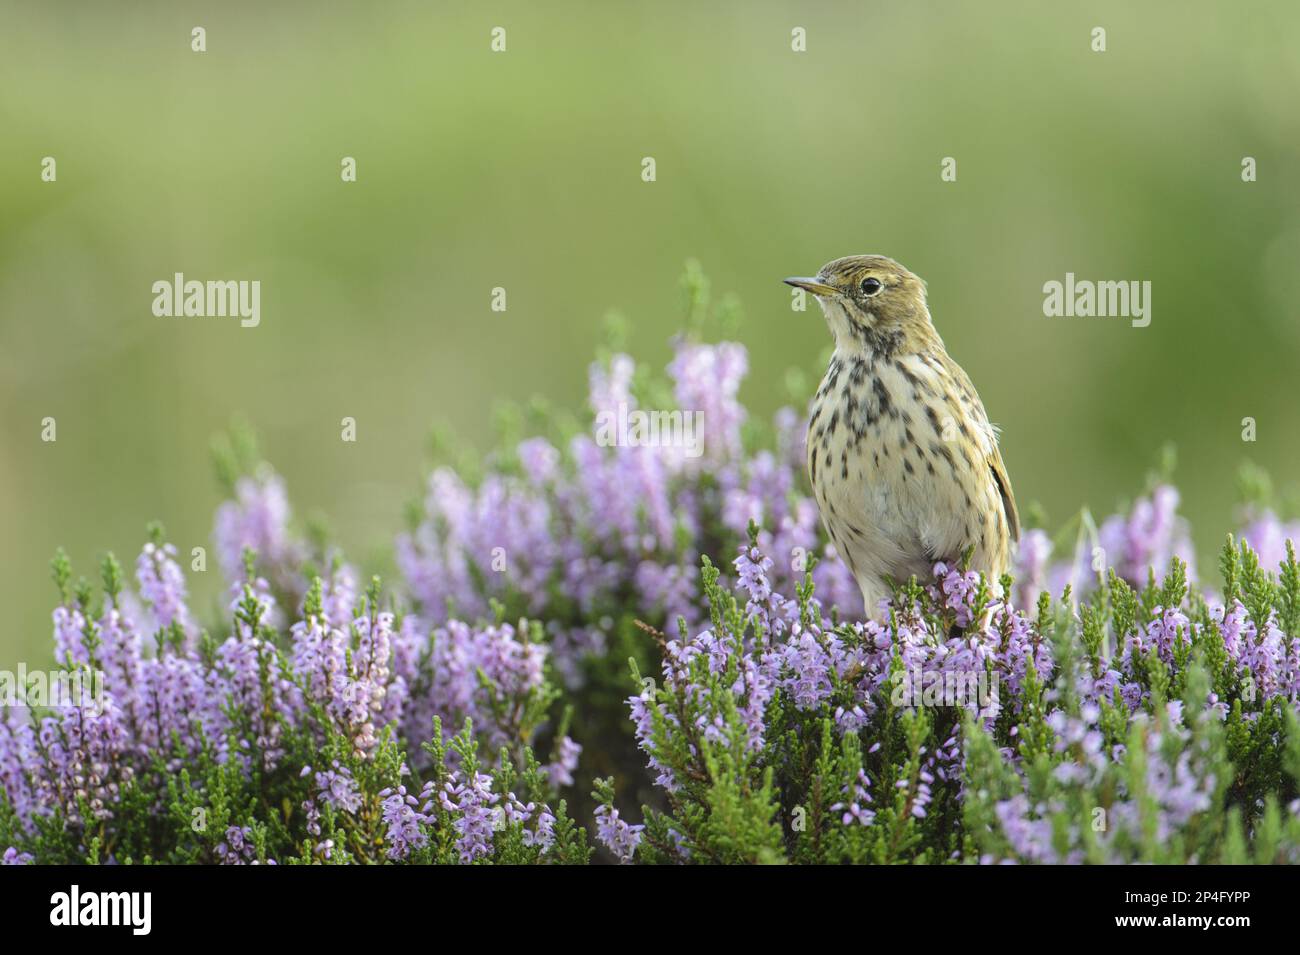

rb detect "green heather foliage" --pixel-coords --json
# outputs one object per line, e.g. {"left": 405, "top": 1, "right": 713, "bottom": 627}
{"left": 4, "top": 313, "right": 1300, "bottom": 863}
{"left": 7, "top": 512, "right": 1299, "bottom": 864}
{"left": 615, "top": 540, "right": 1300, "bottom": 864}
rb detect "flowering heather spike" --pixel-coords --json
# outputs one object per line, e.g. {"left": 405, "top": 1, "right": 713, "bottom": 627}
{"left": 667, "top": 338, "right": 748, "bottom": 468}
{"left": 8, "top": 334, "right": 1300, "bottom": 865}
{"left": 321, "top": 563, "right": 360, "bottom": 631}
{"left": 52, "top": 605, "right": 92, "bottom": 667}
{"left": 314, "top": 762, "right": 362, "bottom": 814}
{"left": 214, "top": 468, "right": 304, "bottom": 594}
{"left": 615, "top": 528, "right": 1300, "bottom": 864}
{"left": 1012, "top": 528, "right": 1052, "bottom": 610}
{"left": 215, "top": 825, "right": 262, "bottom": 865}
{"left": 544, "top": 735, "right": 582, "bottom": 788}
{"left": 1025, "top": 485, "right": 1200, "bottom": 606}
{"left": 439, "top": 769, "right": 501, "bottom": 863}
{"left": 1239, "top": 508, "right": 1300, "bottom": 575}
{"left": 378, "top": 786, "right": 428, "bottom": 860}
{"left": 1097, "top": 484, "right": 1197, "bottom": 586}
{"left": 135, "top": 540, "right": 193, "bottom": 638}
{"left": 593, "top": 802, "right": 643, "bottom": 864}
{"left": 397, "top": 338, "right": 857, "bottom": 686}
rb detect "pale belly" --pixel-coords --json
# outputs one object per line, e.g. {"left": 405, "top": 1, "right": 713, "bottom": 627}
{"left": 806, "top": 350, "right": 1008, "bottom": 609}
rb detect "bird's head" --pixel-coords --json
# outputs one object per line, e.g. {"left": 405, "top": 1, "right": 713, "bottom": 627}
{"left": 785, "top": 255, "right": 935, "bottom": 357}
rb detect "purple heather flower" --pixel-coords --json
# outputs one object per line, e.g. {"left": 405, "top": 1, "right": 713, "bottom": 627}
{"left": 320, "top": 563, "right": 359, "bottom": 631}
{"left": 1239, "top": 510, "right": 1300, "bottom": 573}
{"left": 734, "top": 545, "right": 797, "bottom": 637}
{"left": 214, "top": 470, "right": 304, "bottom": 595}
{"left": 439, "top": 771, "right": 500, "bottom": 863}
{"left": 315, "top": 762, "right": 362, "bottom": 814}
{"left": 778, "top": 628, "right": 838, "bottom": 710}
{"left": 993, "top": 795, "right": 1063, "bottom": 863}
{"left": 52, "top": 605, "right": 91, "bottom": 667}
{"left": 214, "top": 631, "right": 295, "bottom": 771}
{"left": 544, "top": 735, "right": 582, "bottom": 788}
{"left": 668, "top": 340, "right": 747, "bottom": 469}
{"left": 517, "top": 437, "right": 561, "bottom": 485}
{"left": 135, "top": 541, "right": 193, "bottom": 637}
{"left": 405, "top": 618, "right": 549, "bottom": 753}
{"left": 396, "top": 337, "right": 874, "bottom": 691}
{"left": 14, "top": 332, "right": 1298, "bottom": 868}
{"left": 0, "top": 714, "right": 39, "bottom": 826}
{"left": 628, "top": 690, "right": 678, "bottom": 791}
{"left": 831, "top": 769, "right": 876, "bottom": 827}
{"left": 594, "top": 803, "right": 644, "bottom": 864}
{"left": 1012, "top": 528, "right": 1053, "bottom": 610}
{"left": 215, "top": 825, "right": 260, "bottom": 865}
{"left": 588, "top": 352, "right": 637, "bottom": 420}
{"left": 936, "top": 563, "right": 983, "bottom": 627}
{"left": 525, "top": 806, "right": 557, "bottom": 851}
{"left": 1097, "top": 484, "right": 1196, "bottom": 587}
{"left": 378, "top": 785, "right": 428, "bottom": 860}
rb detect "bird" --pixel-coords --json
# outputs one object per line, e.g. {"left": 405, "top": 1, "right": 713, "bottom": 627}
{"left": 784, "top": 255, "right": 1018, "bottom": 616}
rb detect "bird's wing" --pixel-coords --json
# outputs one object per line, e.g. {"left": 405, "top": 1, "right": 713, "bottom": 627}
{"left": 987, "top": 441, "right": 1020, "bottom": 543}
{"left": 938, "top": 351, "right": 1020, "bottom": 544}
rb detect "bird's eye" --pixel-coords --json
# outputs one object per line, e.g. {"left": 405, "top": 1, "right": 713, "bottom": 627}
{"left": 860, "top": 277, "right": 883, "bottom": 296}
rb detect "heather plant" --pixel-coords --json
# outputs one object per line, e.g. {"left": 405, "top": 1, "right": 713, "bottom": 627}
{"left": 393, "top": 285, "right": 863, "bottom": 799}
{"left": 0, "top": 531, "right": 588, "bottom": 864}
{"left": 595, "top": 529, "right": 1300, "bottom": 864}
{"left": 5, "top": 285, "right": 1300, "bottom": 864}
{"left": 397, "top": 275, "right": 865, "bottom": 681}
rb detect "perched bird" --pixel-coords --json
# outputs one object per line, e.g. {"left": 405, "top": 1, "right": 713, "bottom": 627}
{"left": 785, "top": 255, "right": 1018, "bottom": 615}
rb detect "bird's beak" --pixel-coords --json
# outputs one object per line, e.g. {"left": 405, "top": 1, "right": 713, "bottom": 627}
{"left": 783, "top": 276, "right": 837, "bottom": 297}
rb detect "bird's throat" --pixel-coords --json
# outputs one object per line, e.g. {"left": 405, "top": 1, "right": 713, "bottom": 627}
{"left": 821, "top": 300, "right": 906, "bottom": 361}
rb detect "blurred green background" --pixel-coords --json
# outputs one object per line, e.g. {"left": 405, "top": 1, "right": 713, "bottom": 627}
{"left": 3, "top": 1, "right": 1299, "bottom": 666}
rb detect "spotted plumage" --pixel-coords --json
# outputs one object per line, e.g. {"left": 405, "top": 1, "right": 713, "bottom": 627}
{"left": 786, "top": 255, "right": 1019, "bottom": 615}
